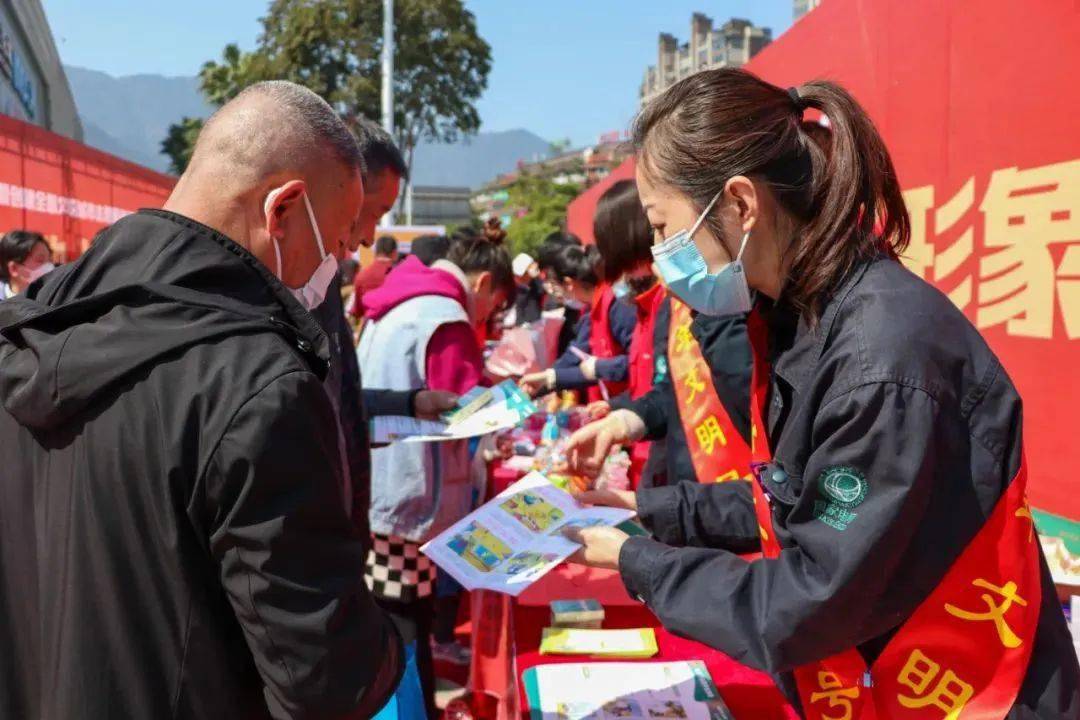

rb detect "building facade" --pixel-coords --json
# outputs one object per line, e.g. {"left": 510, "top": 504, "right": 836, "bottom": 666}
{"left": 794, "top": 0, "right": 823, "bottom": 21}
{"left": 471, "top": 135, "right": 634, "bottom": 226}
{"left": 640, "top": 14, "right": 772, "bottom": 106}
{"left": 0, "top": 0, "right": 82, "bottom": 141}
{"left": 408, "top": 185, "right": 474, "bottom": 227}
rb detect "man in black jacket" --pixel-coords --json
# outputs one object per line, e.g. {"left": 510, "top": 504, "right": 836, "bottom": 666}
{"left": 0, "top": 81, "right": 401, "bottom": 719}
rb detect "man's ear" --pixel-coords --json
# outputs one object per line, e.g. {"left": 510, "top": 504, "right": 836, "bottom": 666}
{"left": 264, "top": 179, "right": 307, "bottom": 240}
{"left": 6, "top": 260, "right": 18, "bottom": 281}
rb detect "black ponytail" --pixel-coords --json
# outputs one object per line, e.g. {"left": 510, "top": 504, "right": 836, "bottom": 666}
{"left": 551, "top": 244, "right": 601, "bottom": 287}
{"left": 446, "top": 218, "right": 516, "bottom": 301}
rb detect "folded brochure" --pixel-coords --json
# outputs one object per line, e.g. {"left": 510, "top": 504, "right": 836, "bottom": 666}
{"left": 540, "top": 627, "right": 658, "bottom": 658}
{"left": 420, "top": 472, "right": 636, "bottom": 596}
{"left": 523, "top": 661, "right": 734, "bottom": 720}
{"left": 369, "top": 380, "right": 537, "bottom": 444}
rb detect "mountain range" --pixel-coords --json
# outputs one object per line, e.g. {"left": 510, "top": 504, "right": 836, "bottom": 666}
{"left": 63, "top": 64, "right": 551, "bottom": 188}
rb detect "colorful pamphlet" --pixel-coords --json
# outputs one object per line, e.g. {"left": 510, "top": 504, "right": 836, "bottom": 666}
{"left": 522, "top": 661, "right": 735, "bottom": 720}
{"left": 540, "top": 628, "right": 659, "bottom": 659}
{"left": 421, "top": 472, "right": 636, "bottom": 596}
{"left": 369, "top": 380, "right": 537, "bottom": 444}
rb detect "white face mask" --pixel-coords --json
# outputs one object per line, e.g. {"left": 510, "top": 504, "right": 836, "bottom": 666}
{"left": 266, "top": 190, "right": 339, "bottom": 311}
{"left": 20, "top": 261, "right": 55, "bottom": 286}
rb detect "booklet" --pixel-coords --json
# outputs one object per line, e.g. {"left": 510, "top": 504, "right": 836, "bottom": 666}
{"left": 420, "top": 472, "right": 636, "bottom": 596}
{"left": 369, "top": 380, "right": 537, "bottom": 444}
{"left": 540, "top": 627, "right": 659, "bottom": 659}
{"left": 522, "top": 661, "right": 735, "bottom": 720}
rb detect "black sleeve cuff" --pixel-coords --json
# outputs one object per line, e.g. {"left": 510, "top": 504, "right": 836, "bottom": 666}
{"left": 636, "top": 486, "right": 684, "bottom": 545}
{"left": 362, "top": 389, "right": 415, "bottom": 418}
{"left": 554, "top": 366, "right": 587, "bottom": 390}
{"left": 406, "top": 388, "right": 421, "bottom": 418}
{"left": 619, "top": 535, "right": 667, "bottom": 604}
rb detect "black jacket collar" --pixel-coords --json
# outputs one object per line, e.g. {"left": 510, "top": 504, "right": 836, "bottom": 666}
{"left": 767, "top": 256, "right": 877, "bottom": 393}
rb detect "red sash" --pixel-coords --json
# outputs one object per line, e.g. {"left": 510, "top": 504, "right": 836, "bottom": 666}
{"left": 745, "top": 309, "right": 1040, "bottom": 720}
{"left": 587, "top": 284, "right": 629, "bottom": 403}
{"left": 667, "top": 298, "right": 752, "bottom": 483}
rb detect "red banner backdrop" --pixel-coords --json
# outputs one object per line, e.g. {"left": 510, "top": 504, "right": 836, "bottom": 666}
{"left": 0, "top": 113, "right": 175, "bottom": 262}
{"left": 566, "top": 0, "right": 1080, "bottom": 519}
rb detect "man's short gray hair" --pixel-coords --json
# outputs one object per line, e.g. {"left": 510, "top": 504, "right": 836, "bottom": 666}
{"left": 226, "top": 80, "right": 364, "bottom": 174}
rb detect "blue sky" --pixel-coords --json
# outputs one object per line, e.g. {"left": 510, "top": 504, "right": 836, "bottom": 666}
{"left": 43, "top": 0, "right": 793, "bottom": 147}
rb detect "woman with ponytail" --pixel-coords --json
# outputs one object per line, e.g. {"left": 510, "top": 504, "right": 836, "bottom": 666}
{"left": 566, "top": 68, "right": 1078, "bottom": 718}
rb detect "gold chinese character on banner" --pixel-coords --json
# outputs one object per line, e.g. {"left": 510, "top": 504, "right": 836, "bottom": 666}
{"left": 1016, "top": 496, "right": 1035, "bottom": 543}
{"left": 978, "top": 160, "right": 1080, "bottom": 338}
{"left": 945, "top": 578, "right": 1028, "bottom": 648}
{"left": 674, "top": 322, "right": 694, "bottom": 354}
{"left": 808, "top": 671, "right": 859, "bottom": 720}
{"left": 897, "top": 648, "right": 974, "bottom": 718}
{"left": 683, "top": 366, "right": 706, "bottom": 404}
{"left": 694, "top": 415, "right": 727, "bottom": 455}
{"left": 902, "top": 179, "right": 977, "bottom": 310}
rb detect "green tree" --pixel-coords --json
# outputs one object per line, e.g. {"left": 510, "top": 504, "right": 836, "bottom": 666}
{"left": 160, "top": 117, "right": 205, "bottom": 175}
{"left": 503, "top": 176, "right": 581, "bottom": 257}
{"left": 199, "top": 43, "right": 277, "bottom": 107}
{"left": 161, "top": 0, "right": 491, "bottom": 177}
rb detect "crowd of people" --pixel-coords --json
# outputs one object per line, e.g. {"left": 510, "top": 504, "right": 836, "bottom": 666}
{"left": 0, "top": 67, "right": 1077, "bottom": 720}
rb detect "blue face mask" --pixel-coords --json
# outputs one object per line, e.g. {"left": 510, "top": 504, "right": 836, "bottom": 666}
{"left": 651, "top": 191, "right": 753, "bottom": 317}
{"left": 611, "top": 279, "right": 630, "bottom": 299}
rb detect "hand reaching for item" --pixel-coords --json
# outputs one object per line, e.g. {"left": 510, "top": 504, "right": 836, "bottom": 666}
{"left": 566, "top": 413, "right": 631, "bottom": 477}
{"left": 519, "top": 369, "right": 555, "bottom": 398}
{"left": 562, "top": 525, "right": 630, "bottom": 570}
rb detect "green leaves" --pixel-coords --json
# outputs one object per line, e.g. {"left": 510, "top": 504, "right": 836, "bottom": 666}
{"left": 504, "top": 176, "right": 582, "bottom": 257}
{"left": 160, "top": 117, "right": 205, "bottom": 176}
{"left": 160, "top": 0, "right": 491, "bottom": 177}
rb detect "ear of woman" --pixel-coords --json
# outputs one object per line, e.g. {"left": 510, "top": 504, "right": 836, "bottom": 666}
{"left": 721, "top": 175, "right": 791, "bottom": 301}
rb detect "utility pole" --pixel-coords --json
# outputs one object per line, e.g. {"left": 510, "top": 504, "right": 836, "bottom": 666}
{"left": 380, "top": 0, "right": 395, "bottom": 226}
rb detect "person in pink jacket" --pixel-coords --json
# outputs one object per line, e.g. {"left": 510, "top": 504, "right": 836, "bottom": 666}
{"left": 356, "top": 220, "right": 515, "bottom": 714}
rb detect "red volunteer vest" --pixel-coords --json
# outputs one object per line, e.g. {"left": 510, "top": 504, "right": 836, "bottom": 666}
{"left": 586, "top": 284, "right": 629, "bottom": 404}
{"left": 625, "top": 282, "right": 666, "bottom": 488}
{"left": 745, "top": 309, "right": 1039, "bottom": 720}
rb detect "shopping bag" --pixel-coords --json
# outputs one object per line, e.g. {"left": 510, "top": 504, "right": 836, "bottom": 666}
{"left": 373, "top": 641, "right": 426, "bottom": 720}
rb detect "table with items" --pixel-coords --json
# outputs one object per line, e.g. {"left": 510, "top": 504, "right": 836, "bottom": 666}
{"left": 455, "top": 404, "right": 798, "bottom": 720}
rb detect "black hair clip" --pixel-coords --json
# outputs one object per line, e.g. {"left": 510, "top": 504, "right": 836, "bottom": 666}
{"left": 786, "top": 86, "right": 805, "bottom": 111}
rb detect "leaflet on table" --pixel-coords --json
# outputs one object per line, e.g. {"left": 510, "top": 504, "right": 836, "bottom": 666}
{"left": 522, "top": 661, "right": 734, "bottom": 720}
{"left": 369, "top": 380, "right": 537, "bottom": 444}
{"left": 420, "top": 472, "right": 635, "bottom": 596}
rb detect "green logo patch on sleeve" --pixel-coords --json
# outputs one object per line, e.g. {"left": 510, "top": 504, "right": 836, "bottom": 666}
{"left": 813, "top": 465, "right": 868, "bottom": 531}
